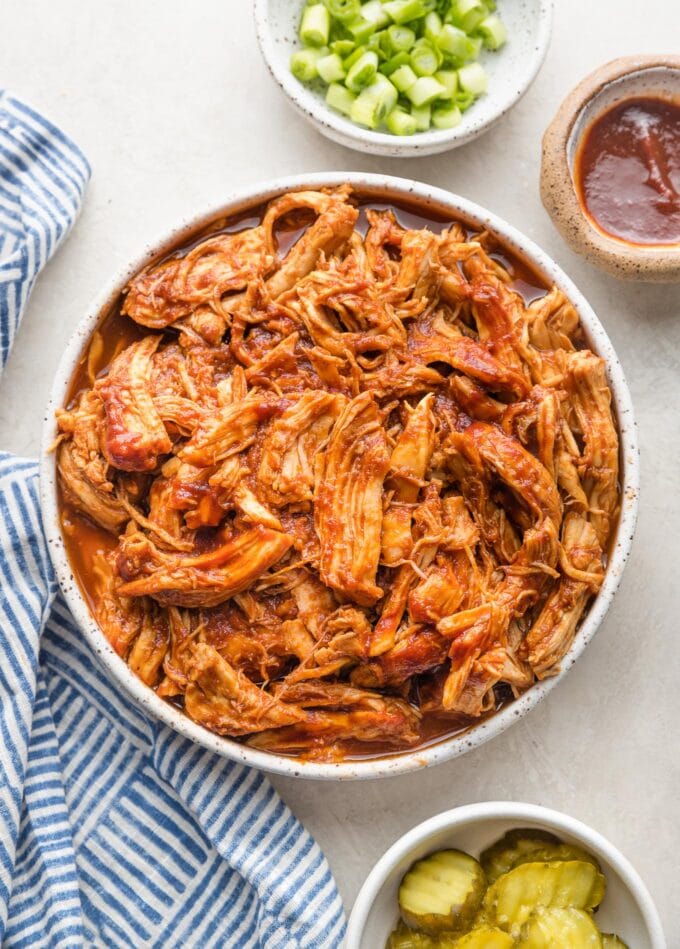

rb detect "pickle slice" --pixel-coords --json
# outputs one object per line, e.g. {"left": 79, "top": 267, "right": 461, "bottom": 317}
{"left": 519, "top": 907, "right": 603, "bottom": 946}
{"left": 484, "top": 860, "right": 607, "bottom": 935}
{"left": 510, "top": 843, "right": 600, "bottom": 874}
{"left": 601, "top": 937, "right": 630, "bottom": 949}
{"left": 481, "top": 829, "right": 562, "bottom": 882}
{"left": 386, "top": 920, "right": 439, "bottom": 948}
{"left": 398, "top": 849, "right": 487, "bottom": 934}
{"left": 385, "top": 919, "right": 516, "bottom": 948}
{"left": 454, "top": 926, "right": 515, "bottom": 947}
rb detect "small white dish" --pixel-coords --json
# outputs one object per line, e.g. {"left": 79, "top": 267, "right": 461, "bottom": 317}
{"left": 346, "top": 802, "right": 666, "bottom": 948}
{"left": 40, "top": 172, "right": 638, "bottom": 782}
{"left": 254, "top": 0, "right": 553, "bottom": 157}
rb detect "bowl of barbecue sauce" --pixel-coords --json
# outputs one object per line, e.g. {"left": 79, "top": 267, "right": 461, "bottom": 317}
{"left": 540, "top": 55, "right": 680, "bottom": 282}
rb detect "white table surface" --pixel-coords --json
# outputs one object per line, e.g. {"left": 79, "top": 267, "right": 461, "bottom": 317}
{"left": 1, "top": 0, "right": 678, "bottom": 939}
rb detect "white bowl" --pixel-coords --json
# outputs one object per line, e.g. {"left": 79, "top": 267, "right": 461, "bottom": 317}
{"left": 254, "top": 0, "right": 553, "bottom": 156}
{"left": 346, "top": 802, "right": 666, "bottom": 948}
{"left": 39, "top": 172, "right": 639, "bottom": 781}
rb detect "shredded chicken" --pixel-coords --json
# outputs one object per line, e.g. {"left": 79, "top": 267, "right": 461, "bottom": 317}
{"left": 56, "top": 186, "right": 620, "bottom": 760}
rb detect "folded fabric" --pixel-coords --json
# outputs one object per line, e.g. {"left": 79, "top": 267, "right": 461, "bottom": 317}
{"left": 0, "top": 91, "right": 346, "bottom": 948}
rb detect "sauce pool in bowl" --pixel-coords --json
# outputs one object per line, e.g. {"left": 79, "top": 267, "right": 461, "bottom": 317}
{"left": 575, "top": 96, "right": 680, "bottom": 246}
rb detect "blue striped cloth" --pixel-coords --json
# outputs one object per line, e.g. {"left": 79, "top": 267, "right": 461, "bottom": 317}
{"left": 0, "top": 91, "right": 346, "bottom": 948}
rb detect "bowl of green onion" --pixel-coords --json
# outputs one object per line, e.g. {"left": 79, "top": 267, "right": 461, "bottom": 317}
{"left": 254, "top": 0, "right": 552, "bottom": 156}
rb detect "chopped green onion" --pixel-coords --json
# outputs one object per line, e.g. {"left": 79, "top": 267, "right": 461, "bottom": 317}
{"left": 391, "top": 63, "right": 418, "bottom": 91}
{"left": 300, "top": 4, "right": 331, "bottom": 47}
{"left": 436, "top": 23, "right": 476, "bottom": 63}
{"left": 290, "top": 47, "right": 326, "bottom": 81}
{"left": 410, "top": 41, "right": 439, "bottom": 76}
{"left": 380, "top": 51, "right": 411, "bottom": 75}
{"left": 448, "top": 0, "right": 487, "bottom": 32}
{"left": 330, "top": 39, "right": 356, "bottom": 56}
{"left": 410, "top": 102, "right": 431, "bottom": 130}
{"left": 343, "top": 44, "right": 368, "bottom": 69}
{"left": 477, "top": 13, "right": 507, "bottom": 50}
{"left": 346, "top": 49, "right": 380, "bottom": 90}
{"left": 455, "top": 89, "right": 476, "bottom": 111}
{"left": 323, "top": 0, "right": 362, "bottom": 22}
{"left": 361, "top": 0, "right": 391, "bottom": 28}
{"left": 347, "top": 16, "right": 378, "bottom": 43}
{"left": 406, "top": 75, "right": 447, "bottom": 105}
{"left": 290, "top": 0, "right": 506, "bottom": 135}
{"left": 366, "top": 30, "right": 389, "bottom": 56}
{"left": 434, "top": 68, "right": 458, "bottom": 99}
{"left": 382, "top": 0, "right": 429, "bottom": 25}
{"left": 350, "top": 73, "right": 398, "bottom": 126}
{"left": 325, "top": 81, "right": 357, "bottom": 115}
{"left": 317, "top": 51, "right": 347, "bottom": 82}
{"left": 386, "top": 24, "right": 416, "bottom": 52}
{"left": 432, "top": 102, "right": 462, "bottom": 128}
{"left": 386, "top": 105, "right": 418, "bottom": 135}
{"left": 423, "top": 10, "right": 442, "bottom": 40}
{"left": 458, "top": 61, "right": 487, "bottom": 94}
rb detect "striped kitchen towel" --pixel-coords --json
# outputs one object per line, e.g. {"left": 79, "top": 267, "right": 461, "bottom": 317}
{"left": 0, "top": 91, "right": 346, "bottom": 948}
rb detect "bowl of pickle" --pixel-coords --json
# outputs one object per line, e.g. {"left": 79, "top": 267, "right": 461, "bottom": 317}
{"left": 346, "top": 802, "right": 665, "bottom": 948}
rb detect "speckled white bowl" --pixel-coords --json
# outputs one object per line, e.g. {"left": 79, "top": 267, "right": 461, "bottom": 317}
{"left": 39, "top": 172, "right": 639, "bottom": 781}
{"left": 254, "top": 0, "right": 553, "bottom": 156}
{"left": 346, "top": 803, "right": 666, "bottom": 948}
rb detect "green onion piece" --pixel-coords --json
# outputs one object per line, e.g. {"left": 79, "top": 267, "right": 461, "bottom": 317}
{"left": 290, "top": 48, "right": 325, "bottom": 82}
{"left": 366, "top": 30, "right": 387, "bottom": 57}
{"left": 434, "top": 68, "right": 458, "bottom": 99}
{"left": 348, "top": 16, "right": 377, "bottom": 43}
{"left": 410, "top": 42, "right": 439, "bottom": 76}
{"left": 436, "top": 24, "right": 476, "bottom": 63}
{"left": 382, "top": 0, "right": 428, "bottom": 25}
{"left": 448, "top": 0, "right": 487, "bottom": 32}
{"left": 423, "top": 10, "right": 443, "bottom": 40}
{"left": 458, "top": 61, "right": 487, "bottom": 94}
{"left": 350, "top": 73, "right": 398, "bottom": 127}
{"left": 432, "top": 102, "right": 462, "bottom": 128}
{"left": 323, "top": 0, "right": 362, "bottom": 23}
{"left": 455, "top": 89, "right": 476, "bottom": 111}
{"left": 391, "top": 63, "right": 418, "bottom": 92}
{"left": 380, "top": 51, "right": 411, "bottom": 75}
{"left": 406, "top": 75, "right": 447, "bottom": 105}
{"left": 477, "top": 13, "right": 507, "bottom": 50}
{"left": 343, "top": 44, "right": 368, "bottom": 69}
{"left": 386, "top": 106, "right": 418, "bottom": 135}
{"left": 467, "top": 35, "right": 483, "bottom": 59}
{"left": 300, "top": 4, "right": 331, "bottom": 47}
{"left": 330, "top": 39, "right": 355, "bottom": 56}
{"left": 317, "top": 52, "right": 347, "bottom": 82}
{"left": 346, "top": 49, "right": 380, "bottom": 90}
{"left": 325, "top": 81, "right": 357, "bottom": 116}
{"left": 386, "top": 24, "right": 416, "bottom": 52}
{"left": 410, "top": 102, "right": 431, "bottom": 130}
{"left": 361, "top": 0, "right": 391, "bottom": 28}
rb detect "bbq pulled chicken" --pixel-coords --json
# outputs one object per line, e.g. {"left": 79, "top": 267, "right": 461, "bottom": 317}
{"left": 55, "top": 186, "right": 619, "bottom": 760}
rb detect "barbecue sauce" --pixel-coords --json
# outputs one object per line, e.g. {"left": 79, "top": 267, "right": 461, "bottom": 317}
{"left": 576, "top": 96, "right": 680, "bottom": 245}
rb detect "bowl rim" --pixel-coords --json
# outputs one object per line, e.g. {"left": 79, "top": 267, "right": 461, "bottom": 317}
{"left": 252, "top": 0, "right": 554, "bottom": 157}
{"left": 39, "top": 171, "right": 639, "bottom": 782}
{"left": 540, "top": 54, "right": 680, "bottom": 281}
{"left": 345, "top": 801, "right": 666, "bottom": 947}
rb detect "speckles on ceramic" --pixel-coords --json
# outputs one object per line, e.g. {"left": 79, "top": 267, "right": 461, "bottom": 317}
{"left": 39, "top": 173, "right": 640, "bottom": 782}
{"left": 253, "top": 0, "right": 553, "bottom": 157}
{"left": 540, "top": 55, "right": 680, "bottom": 282}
